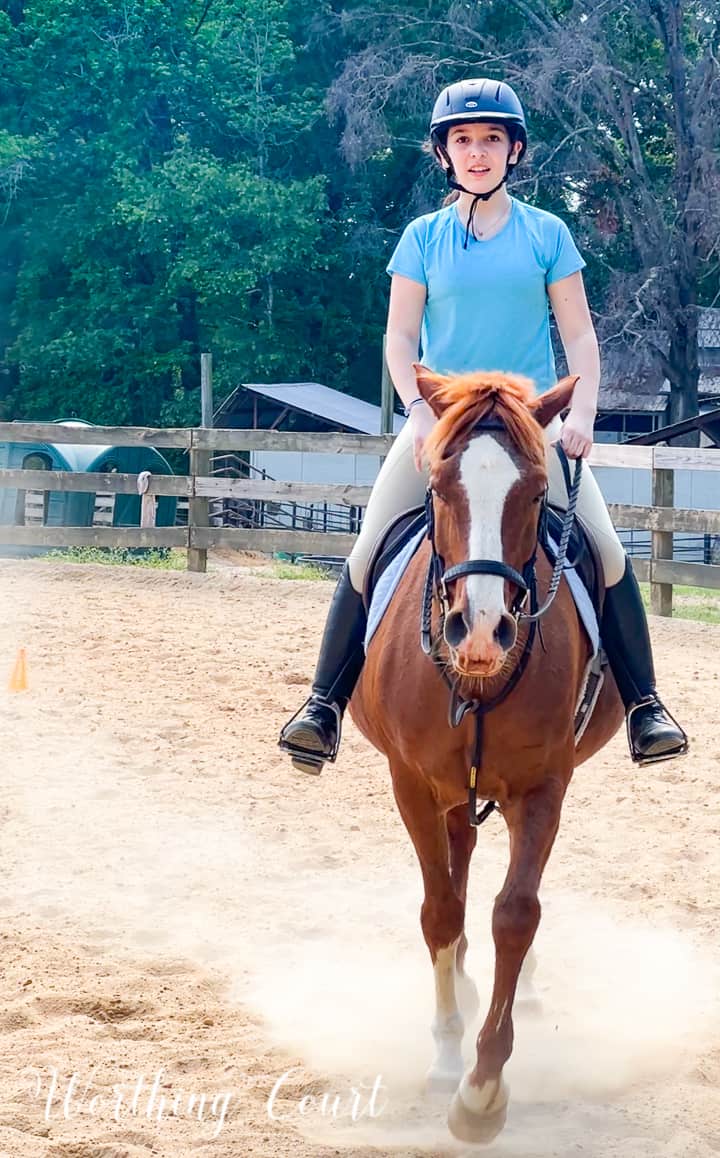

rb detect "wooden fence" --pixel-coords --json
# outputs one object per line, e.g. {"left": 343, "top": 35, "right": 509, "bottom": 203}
{"left": 0, "top": 421, "right": 719, "bottom": 617}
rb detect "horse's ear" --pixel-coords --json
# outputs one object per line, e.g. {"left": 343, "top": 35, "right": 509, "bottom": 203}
{"left": 413, "top": 363, "right": 452, "bottom": 416}
{"left": 531, "top": 375, "right": 579, "bottom": 428}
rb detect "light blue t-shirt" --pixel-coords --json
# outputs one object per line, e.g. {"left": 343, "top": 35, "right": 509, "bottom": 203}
{"left": 386, "top": 198, "right": 585, "bottom": 394}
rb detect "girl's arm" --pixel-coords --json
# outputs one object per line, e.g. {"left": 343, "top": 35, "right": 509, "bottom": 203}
{"left": 548, "top": 270, "right": 599, "bottom": 459}
{"left": 386, "top": 274, "right": 435, "bottom": 470}
{"left": 385, "top": 274, "right": 427, "bottom": 408}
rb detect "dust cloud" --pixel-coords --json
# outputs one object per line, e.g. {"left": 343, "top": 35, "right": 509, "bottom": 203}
{"left": 4, "top": 691, "right": 719, "bottom": 1156}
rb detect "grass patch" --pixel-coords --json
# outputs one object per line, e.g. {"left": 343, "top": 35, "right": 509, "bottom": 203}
{"left": 43, "top": 547, "right": 186, "bottom": 570}
{"left": 271, "top": 560, "right": 335, "bottom": 581}
{"left": 639, "top": 582, "right": 720, "bottom": 625}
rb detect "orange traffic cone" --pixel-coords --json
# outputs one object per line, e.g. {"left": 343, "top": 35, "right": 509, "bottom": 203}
{"left": 8, "top": 647, "right": 28, "bottom": 692}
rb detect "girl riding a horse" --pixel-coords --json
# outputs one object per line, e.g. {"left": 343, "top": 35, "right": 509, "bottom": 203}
{"left": 279, "top": 76, "right": 687, "bottom": 773}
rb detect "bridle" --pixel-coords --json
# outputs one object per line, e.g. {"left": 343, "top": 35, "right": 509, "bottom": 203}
{"left": 420, "top": 415, "right": 582, "bottom": 825}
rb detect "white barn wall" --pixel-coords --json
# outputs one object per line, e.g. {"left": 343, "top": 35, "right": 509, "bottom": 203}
{"left": 250, "top": 450, "right": 382, "bottom": 485}
{"left": 249, "top": 449, "right": 717, "bottom": 559}
{"left": 249, "top": 449, "right": 382, "bottom": 535}
{"left": 593, "top": 466, "right": 720, "bottom": 560}
{"left": 254, "top": 453, "right": 718, "bottom": 511}
{"left": 592, "top": 466, "right": 720, "bottom": 511}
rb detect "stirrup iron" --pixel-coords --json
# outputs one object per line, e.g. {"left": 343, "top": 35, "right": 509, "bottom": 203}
{"left": 278, "top": 696, "right": 343, "bottom": 773}
{"left": 626, "top": 697, "right": 689, "bottom": 766}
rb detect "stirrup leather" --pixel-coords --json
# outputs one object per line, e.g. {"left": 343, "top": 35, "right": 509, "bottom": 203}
{"left": 278, "top": 697, "right": 343, "bottom": 765}
{"left": 626, "top": 696, "right": 689, "bottom": 766}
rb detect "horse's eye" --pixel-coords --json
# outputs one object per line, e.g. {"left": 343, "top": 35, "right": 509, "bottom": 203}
{"left": 532, "top": 492, "right": 545, "bottom": 505}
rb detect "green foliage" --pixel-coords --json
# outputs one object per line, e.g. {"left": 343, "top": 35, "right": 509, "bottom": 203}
{"left": 42, "top": 545, "right": 185, "bottom": 568}
{"left": 0, "top": 0, "right": 335, "bottom": 423}
{"left": 640, "top": 582, "right": 720, "bottom": 625}
{"left": 43, "top": 546, "right": 186, "bottom": 568}
{"left": 1, "top": 0, "right": 718, "bottom": 427}
{"left": 270, "top": 559, "right": 336, "bottom": 580}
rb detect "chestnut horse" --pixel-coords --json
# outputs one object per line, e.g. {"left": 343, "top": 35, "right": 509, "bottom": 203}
{"left": 350, "top": 368, "right": 624, "bottom": 1144}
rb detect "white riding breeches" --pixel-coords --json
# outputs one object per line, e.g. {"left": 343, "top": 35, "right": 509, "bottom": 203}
{"left": 347, "top": 417, "right": 627, "bottom": 593}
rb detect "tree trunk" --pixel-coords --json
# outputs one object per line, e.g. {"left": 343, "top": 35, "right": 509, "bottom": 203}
{"left": 178, "top": 285, "right": 200, "bottom": 394}
{"left": 8, "top": 0, "right": 25, "bottom": 26}
{"left": 665, "top": 291, "right": 700, "bottom": 442}
{"left": 666, "top": 353, "right": 700, "bottom": 428}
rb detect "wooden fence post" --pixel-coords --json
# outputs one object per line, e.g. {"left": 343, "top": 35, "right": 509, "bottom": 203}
{"left": 137, "top": 470, "right": 157, "bottom": 528}
{"left": 651, "top": 462, "right": 674, "bottom": 616}
{"left": 188, "top": 443, "right": 210, "bottom": 572}
{"left": 187, "top": 353, "right": 213, "bottom": 572}
{"left": 200, "top": 351, "right": 214, "bottom": 427}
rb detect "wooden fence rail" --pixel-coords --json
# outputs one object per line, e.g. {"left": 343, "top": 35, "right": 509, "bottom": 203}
{"left": 1, "top": 423, "right": 718, "bottom": 615}
{"left": 0, "top": 423, "right": 396, "bottom": 456}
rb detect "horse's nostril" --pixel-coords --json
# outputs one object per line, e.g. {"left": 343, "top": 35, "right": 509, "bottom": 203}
{"left": 494, "top": 612, "right": 517, "bottom": 652}
{"left": 445, "top": 609, "right": 469, "bottom": 649}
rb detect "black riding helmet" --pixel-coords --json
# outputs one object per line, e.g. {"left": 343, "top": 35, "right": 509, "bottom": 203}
{"left": 430, "top": 78, "right": 528, "bottom": 159}
{"left": 430, "top": 78, "right": 528, "bottom": 247}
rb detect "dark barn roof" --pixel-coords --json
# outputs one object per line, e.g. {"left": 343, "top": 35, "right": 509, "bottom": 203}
{"left": 597, "top": 389, "right": 668, "bottom": 413}
{"left": 596, "top": 307, "right": 720, "bottom": 413}
{"left": 627, "top": 405, "right": 720, "bottom": 447}
{"left": 215, "top": 382, "right": 405, "bottom": 435}
{"left": 699, "top": 307, "right": 720, "bottom": 349}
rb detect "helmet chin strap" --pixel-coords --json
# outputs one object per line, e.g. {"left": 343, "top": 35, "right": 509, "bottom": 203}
{"left": 446, "top": 168, "right": 509, "bottom": 201}
{"left": 437, "top": 141, "right": 515, "bottom": 249}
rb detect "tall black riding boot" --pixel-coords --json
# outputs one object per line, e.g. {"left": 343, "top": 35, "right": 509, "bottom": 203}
{"left": 601, "top": 559, "right": 688, "bottom": 764}
{"left": 278, "top": 564, "right": 367, "bottom": 774}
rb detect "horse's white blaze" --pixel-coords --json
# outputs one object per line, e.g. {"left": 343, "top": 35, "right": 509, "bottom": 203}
{"left": 459, "top": 436, "right": 520, "bottom": 623}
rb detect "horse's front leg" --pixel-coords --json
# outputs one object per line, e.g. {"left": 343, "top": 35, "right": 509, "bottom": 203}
{"left": 446, "top": 803, "right": 480, "bottom": 1022}
{"left": 391, "top": 770, "right": 467, "bottom": 1092}
{"left": 448, "top": 777, "right": 566, "bottom": 1144}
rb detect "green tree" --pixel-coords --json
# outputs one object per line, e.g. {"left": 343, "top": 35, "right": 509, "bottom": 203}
{"left": 0, "top": 0, "right": 333, "bottom": 424}
{"left": 330, "top": 0, "right": 720, "bottom": 424}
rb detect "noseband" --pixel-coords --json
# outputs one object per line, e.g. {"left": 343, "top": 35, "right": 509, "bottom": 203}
{"left": 421, "top": 417, "right": 582, "bottom": 652}
{"left": 423, "top": 477, "right": 535, "bottom": 644}
{"left": 419, "top": 415, "right": 582, "bottom": 826}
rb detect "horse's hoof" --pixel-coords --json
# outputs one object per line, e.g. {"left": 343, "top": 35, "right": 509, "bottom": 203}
{"left": 447, "top": 1078, "right": 509, "bottom": 1145}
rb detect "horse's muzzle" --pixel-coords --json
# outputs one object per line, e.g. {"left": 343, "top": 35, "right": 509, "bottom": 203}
{"left": 445, "top": 608, "right": 518, "bottom": 677}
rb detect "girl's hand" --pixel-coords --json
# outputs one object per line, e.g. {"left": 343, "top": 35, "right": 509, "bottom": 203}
{"left": 409, "top": 401, "right": 436, "bottom": 472}
{"left": 559, "top": 407, "right": 594, "bottom": 460}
